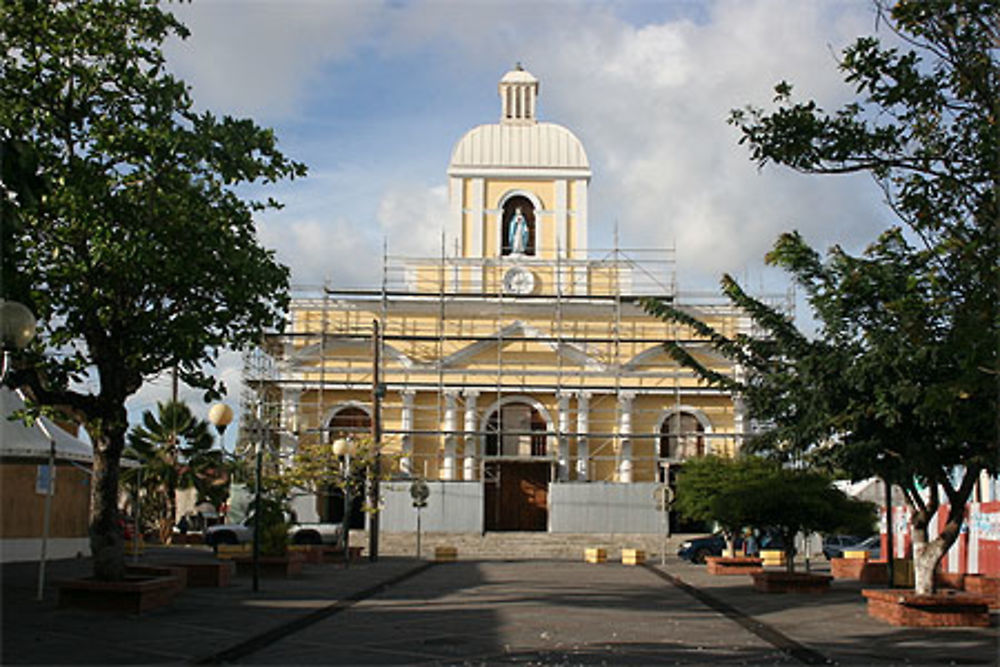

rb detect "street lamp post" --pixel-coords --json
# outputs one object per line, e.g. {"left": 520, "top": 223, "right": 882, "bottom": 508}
{"left": 245, "top": 402, "right": 265, "bottom": 592}
{"left": 332, "top": 437, "right": 356, "bottom": 567}
{"left": 1, "top": 299, "right": 37, "bottom": 381}
{"left": 208, "top": 402, "right": 233, "bottom": 527}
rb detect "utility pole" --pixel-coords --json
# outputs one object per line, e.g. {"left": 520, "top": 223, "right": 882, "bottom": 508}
{"left": 369, "top": 319, "right": 383, "bottom": 562}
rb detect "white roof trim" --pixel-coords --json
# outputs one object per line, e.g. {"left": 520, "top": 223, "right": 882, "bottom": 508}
{"left": 1, "top": 389, "right": 93, "bottom": 463}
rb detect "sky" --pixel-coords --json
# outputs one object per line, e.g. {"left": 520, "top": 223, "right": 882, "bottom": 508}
{"left": 125, "top": 0, "right": 898, "bottom": 442}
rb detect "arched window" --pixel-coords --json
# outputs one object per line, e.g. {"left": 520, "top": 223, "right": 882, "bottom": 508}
{"left": 328, "top": 406, "right": 370, "bottom": 441}
{"left": 484, "top": 402, "right": 547, "bottom": 457}
{"left": 323, "top": 406, "right": 370, "bottom": 529}
{"left": 501, "top": 196, "right": 536, "bottom": 256}
{"left": 659, "top": 411, "right": 706, "bottom": 461}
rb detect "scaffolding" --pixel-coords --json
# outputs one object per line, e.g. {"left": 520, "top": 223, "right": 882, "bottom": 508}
{"left": 239, "top": 238, "right": 792, "bottom": 487}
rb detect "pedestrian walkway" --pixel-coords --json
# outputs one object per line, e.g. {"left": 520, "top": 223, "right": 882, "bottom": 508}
{"left": 2, "top": 547, "right": 997, "bottom": 664}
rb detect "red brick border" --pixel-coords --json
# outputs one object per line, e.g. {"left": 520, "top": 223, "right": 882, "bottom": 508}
{"left": 705, "top": 556, "right": 763, "bottom": 576}
{"left": 862, "top": 589, "right": 991, "bottom": 627}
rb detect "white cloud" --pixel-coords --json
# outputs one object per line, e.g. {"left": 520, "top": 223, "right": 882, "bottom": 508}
{"left": 164, "top": 0, "right": 385, "bottom": 119}
{"left": 376, "top": 184, "right": 449, "bottom": 257}
{"left": 143, "top": 0, "right": 903, "bottom": 429}
{"left": 258, "top": 215, "right": 378, "bottom": 288}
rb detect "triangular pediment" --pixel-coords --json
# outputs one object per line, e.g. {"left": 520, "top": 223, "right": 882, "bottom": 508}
{"left": 440, "top": 320, "right": 605, "bottom": 371}
{"left": 623, "top": 344, "right": 731, "bottom": 371}
{"left": 290, "top": 338, "right": 414, "bottom": 369}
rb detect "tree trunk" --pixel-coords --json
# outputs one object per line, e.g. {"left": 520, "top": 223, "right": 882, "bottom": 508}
{"left": 911, "top": 495, "right": 965, "bottom": 595}
{"left": 89, "top": 409, "right": 128, "bottom": 581}
{"left": 784, "top": 529, "right": 795, "bottom": 573}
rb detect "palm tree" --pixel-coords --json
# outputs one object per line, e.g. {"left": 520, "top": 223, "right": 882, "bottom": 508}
{"left": 124, "top": 401, "right": 224, "bottom": 544}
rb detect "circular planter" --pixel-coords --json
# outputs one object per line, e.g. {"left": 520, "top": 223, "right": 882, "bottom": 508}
{"left": 751, "top": 571, "right": 832, "bottom": 594}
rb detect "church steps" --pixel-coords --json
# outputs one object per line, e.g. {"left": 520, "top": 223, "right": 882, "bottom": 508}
{"left": 352, "top": 531, "right": 693, "bottom": 560}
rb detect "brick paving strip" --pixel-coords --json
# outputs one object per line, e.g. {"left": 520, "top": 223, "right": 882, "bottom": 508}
{"left": 192, "top": 561, "right": 437, "bottom": 665}
{"left": 642, "top": 563, "right": 832, "bottom": 665}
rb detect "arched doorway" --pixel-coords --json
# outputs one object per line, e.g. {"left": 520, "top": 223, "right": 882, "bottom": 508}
{"left": 324, "top": 405, "right": 369, "bottom": 529}
{"left": 501, "top": 195, "right": 536, "bottom": 256}
{"left": 658, "top": 410, "right": 710, "bottom": 533}
{"left": 482, "top": 399, "right": 550, "bottom": 532}
{"left": 659, "top": 411, "right": 706, "bottom": 462}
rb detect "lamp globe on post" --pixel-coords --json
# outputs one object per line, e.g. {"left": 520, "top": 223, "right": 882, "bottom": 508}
{"left": 331, "top": 437, "right": 356, "bottom": 565}
{"left": 0, "top": 299, "right": 37, "bottom": 381}
{"left": 208, "top": 403, "right": 234, "bottom": 522}
{"left": 208, "top": 402, "right": 234, "bottom": 440}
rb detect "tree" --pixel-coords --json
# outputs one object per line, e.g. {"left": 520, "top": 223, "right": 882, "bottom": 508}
{"left": 718, "top": 468, "right": 876, "bottom": 572}
{"left": 1, "top": 1, "right": 305, "bottom": 580}
{"left": 673, "top": 455, "right": 776, "bottom": 556}
{"left": 645, "top": 0, "right": 998, "bottom": 594}
{"left": 123, "top": 400, "right": 225, "bottom": 544}
{"left": 675, "top": 455, "right": 874, "bottom": 570}
{"left": 275, "top": 436, "right": 397, "bottom": 519}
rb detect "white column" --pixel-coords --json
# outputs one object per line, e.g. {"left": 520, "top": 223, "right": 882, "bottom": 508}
{"left": 463, "top": 390, "right": 479, "bottom": 481}
{"left": 575, "top": 391, "right": 590, "bottom": 481}
{"left": 470, "top": 177, "right": 484, "bottom": 261}
{"left": 556, "top": 392, "right": 570, "bottom": 481}
{"left": 449, "top": 176, "right": 463, "bottom": 255}
{"left": 618, "top": 392, "right": 635, "bottom": 483}
{"left": 399, "top": 390, "right": 415, "bottom": 476}
{"left": 574, "top": 179, "right": 588, "bottom": 257}
{"left": 281, "top": 388, "right": 301, "bottom": 438}
{"left": 554, "top": 180, "right": 568, "bottom": 259}
{"left": 733, "top": 395, "right": 747, "bottom": 456}
{"left": 442, "top": 390, "right": 458, "bottom": 481}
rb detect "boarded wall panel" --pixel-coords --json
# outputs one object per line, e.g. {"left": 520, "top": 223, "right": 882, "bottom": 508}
{"left": 549, "top": 482, "right": 663, "bottom": 534}
{"left": 381, "top": 481, "right": 483, "bottom": 533}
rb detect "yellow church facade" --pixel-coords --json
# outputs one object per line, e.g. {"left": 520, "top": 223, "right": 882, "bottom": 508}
{"left": 251, "top": 66, "right": 753, "bottom": 534}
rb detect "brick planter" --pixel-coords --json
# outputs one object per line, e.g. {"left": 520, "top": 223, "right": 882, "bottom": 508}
{"left": 831, "top": 557, "right": 888, "bottom": 585}
{"left": 963, "top": 575, "right": 1000, "bottom": 610}
{"left": 859, "top": 561, "right": 889, "bottom": 585}
{"left": 831, "top": 557, "right": 866, "bottom": 579}
{"left": 321, "top": 545, "right": 365, "bottom": 564}
{"left": 125, "top": 565, "right": 187, "bottom": 591}
{"left": 233, "top": 553, "right": 304, "bottom": 578}
{"left": 57, "top": 575, "right": 183, "bottom": 613}
{"left": 751, "top": 571, "right": 832, "bottom": 594}
{"left": 167, "top": 561, "right": 234, "bottom": 587}
{"left": 935, "top": 571, "right": 965, "bottom": 590}
{"left": 705, "top": 556, "right": 763, "bottom": 576}
{"left": 289, "top": 545, "right": 326, "bottom": 564}
{"left": 862, "top": 589, "right": 991, "bottom": 627}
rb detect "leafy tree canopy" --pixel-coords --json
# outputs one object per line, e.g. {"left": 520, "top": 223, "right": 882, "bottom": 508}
{"left": 645, "top": 0, "right": 997, "bottom": 594}
{"left": 1, "top": 0, "right": 305, "bottom": 579}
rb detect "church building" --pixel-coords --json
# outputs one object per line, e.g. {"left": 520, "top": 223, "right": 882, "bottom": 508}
{"left": 249, "top": 66, "right": 753, "bottom": 535}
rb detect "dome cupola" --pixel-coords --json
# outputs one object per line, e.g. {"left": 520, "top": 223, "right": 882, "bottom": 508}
{"left": 499, "top": 63, "right": 539, "bottom": 125}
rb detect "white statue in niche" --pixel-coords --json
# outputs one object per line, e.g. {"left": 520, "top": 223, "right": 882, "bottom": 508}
{"left": 508, "top": 207, "right": 529, "bottom": 255}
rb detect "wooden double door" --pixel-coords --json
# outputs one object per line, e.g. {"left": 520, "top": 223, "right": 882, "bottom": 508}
{"left": 484, "top": 461, "right": 549, "bottom": 532}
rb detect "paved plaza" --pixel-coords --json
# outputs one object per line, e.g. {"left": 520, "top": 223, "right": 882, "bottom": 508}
{"left": 2, "top": 548, "right": 997, "bottom": 665}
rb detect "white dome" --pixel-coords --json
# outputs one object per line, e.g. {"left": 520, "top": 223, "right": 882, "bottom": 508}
{"left": 500, "top": 68, "right": 538, "bottom": 85}
{"left": 448, "top": 122, "right": 590, "bottom": 173}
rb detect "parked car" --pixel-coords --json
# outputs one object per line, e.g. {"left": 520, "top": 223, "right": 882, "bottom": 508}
{"left": 677, "top": 533, "right": 744, "bottom": 564}
{"left": 204, "top": 516, "right": 343, "bottom": 548}
{"left": 822, "top": 534, "right": 866, "bottom": 560}
{"left": 826, "top": 534, "right": 881, "bottom": 560}
{"left": 677, "top": 530, "right": 795, "bottom": 564}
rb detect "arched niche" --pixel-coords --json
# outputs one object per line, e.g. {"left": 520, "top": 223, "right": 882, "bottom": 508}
{"left": 500, "top": 193, "right": 539, "bottom": 257}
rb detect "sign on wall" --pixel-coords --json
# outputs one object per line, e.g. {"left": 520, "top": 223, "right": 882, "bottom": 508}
{"left": 35, "top": 464, "right": 56, "bottom": 495}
